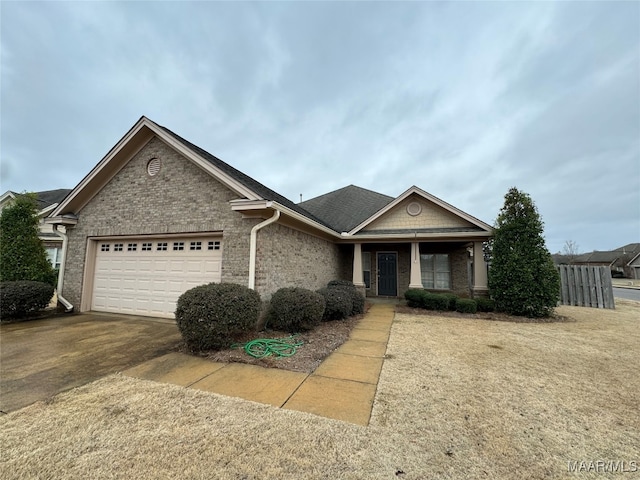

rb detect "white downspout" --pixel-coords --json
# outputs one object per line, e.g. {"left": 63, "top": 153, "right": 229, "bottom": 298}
{"left": 248, "top": 208, "right": 280, "bottom": 290}
{"left": 52, "top": 225, "right": 74, "bottom": 312}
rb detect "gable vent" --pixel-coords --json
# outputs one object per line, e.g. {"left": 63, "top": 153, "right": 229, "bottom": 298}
{"left": 147, "top": 158, "right": 161, "bottom": 176}
{"left": 407, "top": 201, "right": 422, "bottom": 216}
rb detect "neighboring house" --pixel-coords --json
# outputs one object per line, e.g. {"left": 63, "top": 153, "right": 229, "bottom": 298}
{"left": 627, "top": 251, "right": 640, "bottom": 279}
{"left": 0, "top": 189, "right": 72, "bottom": 269}
{"left": 47, "top": 117, "right": 492, "bottom": 319}
{"left": 573, "top": 243, "right": 640, "bottom": 278}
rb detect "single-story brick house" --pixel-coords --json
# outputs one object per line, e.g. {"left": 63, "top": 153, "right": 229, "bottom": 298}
{"left": 0, "top": 188, "right": 72, "bottom": 268}
{"left": 48, "top": 117, "right": 492, "bottom": 318}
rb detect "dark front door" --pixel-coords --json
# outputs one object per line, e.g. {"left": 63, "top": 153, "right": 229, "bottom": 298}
{"left": 377, "top": 253, "right": 397, "bottom": 296}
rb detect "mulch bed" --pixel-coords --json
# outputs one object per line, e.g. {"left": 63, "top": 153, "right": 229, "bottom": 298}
{"left": 175, "top": 315, "right": 363, "bottom": 374}
{"left": 173, "top": 303, "right": 571, "bottom": 374}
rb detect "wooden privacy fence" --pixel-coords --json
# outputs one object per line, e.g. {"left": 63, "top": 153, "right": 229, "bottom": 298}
{"left": 557, "top": 265, "right": 615, "bottom": 309}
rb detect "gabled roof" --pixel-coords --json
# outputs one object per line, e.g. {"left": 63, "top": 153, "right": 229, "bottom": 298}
{"left": 613, "top": 243, "right": 640, "bottom": 254}
{"left": 158, "top": 125, "right": 332, "bottom": 228}
{"left": 34, "top": 189, "right": 72, "bottom": 210}
{"left": 51, "top": 117, "right": 329, "bottom": 230}
{"left": 1, "top": 189, "right": 72, "bottom": 214}
{"left": 348, "top": 186, "right": 493, "bottom": 236}
{"left": 50, "top": 116, "right": 492, "bottom": 241}
{"left": 574, "top": 251, "right": 619, "bottom": 264}
{"left": 299, "top": 185, "right": 394, "bottom": 233}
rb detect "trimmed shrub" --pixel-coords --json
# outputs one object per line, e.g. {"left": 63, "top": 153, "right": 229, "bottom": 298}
{"left": 0, "top": 281, "right": 55, "bottom": 319}
{"left": 475, "top": 297, "right": 495, "bottom": 312}
{"left": 267, "top": 287, "right": 325, "bottom": 333}
{"left": 404, "top": 288, "right": 425, "bottom": 308}
{"left": 441, "top": 293, "right": 459, "bottom": 311}
{"left": 455, "top": 298, "right": 478, "bottom": 314}
{"left": 421, "top": 293, "right": 450, "bottom": 311}
{"left": 347, "top": 288, "right": 366, "bottom": 315}
{"left": 175, "top": 282, "right": 261, "bottom": 351}
{"left": 318, "top": 287, "right": 352, "bottom": 321}
{"left": 327, "top": 280, "right": 365, "bottom": 315}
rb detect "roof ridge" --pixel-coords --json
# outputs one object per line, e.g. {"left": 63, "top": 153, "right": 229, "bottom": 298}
{"left": 300, "top": 184, "right": 393, "bottom": 205}
{"left": 156, "top": 123, "right": 335, "bottom": 230}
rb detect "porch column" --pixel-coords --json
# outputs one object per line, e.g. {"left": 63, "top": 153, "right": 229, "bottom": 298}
{"left": 352, "top": 243, "right": 365, "bottom": 288}
{"left": 409, "top": 241, "right": 423, "bottom": 289}
{"left": 472, "top": 241, "right": 489, "bottom": 297}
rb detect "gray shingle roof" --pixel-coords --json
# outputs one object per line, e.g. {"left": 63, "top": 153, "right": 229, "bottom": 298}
{"left": 35, "top": 189, "right": 72, "bottom": 210}
{"left": 158, "top": 124, "right": 333, "bottom": 229}
{"left": 574, "top": 251, "right": 620, "bottom": 264}
{"left": 9, "top": 189, "right": 72, "bottom": 210}
{"left": 613, "top": 243, "right": 640, "bottom": 254}
{"left": 299, "top": 185, "right": 394, "bottom": 233}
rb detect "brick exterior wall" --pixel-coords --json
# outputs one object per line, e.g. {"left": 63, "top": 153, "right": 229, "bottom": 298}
{"left": 450, "top": 247, "right": 470, "bottom": 296}
{"left": 363, "top": 195, "right": 472, "bottom": 231}
{"left": 62, "top": 137, "right": 261, "bottom": 308}
{"left": 255, "top": 223, "right": 344, "bottom": 298}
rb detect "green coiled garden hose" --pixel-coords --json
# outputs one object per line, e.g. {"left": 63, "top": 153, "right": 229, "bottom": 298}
{"left": 231, "top": 336, "right": 303, "bottom": 359}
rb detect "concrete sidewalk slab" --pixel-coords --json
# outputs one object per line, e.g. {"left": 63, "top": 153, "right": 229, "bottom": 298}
{"left": 119, "top": 302, "right": 396, "bottom": 425}
{"left": 122, "top": 353, "right": 225, "bottom": 387}
{"left": 189, "top": 363, "right": 308, "bottom": 407}
{"left": 353, "top": 320, "right": 393, "bottom": 332}
{"left": 349, "top": 327, "right": 390, "bottom": 343}
{"left": 313, "top": 353, "right": 384, "bottom": 385}
{"left": 334, "top": 339, "right": 387, "bottom": 357}
{"left": 283, "top": 375, "right": 376, "bottom": 426}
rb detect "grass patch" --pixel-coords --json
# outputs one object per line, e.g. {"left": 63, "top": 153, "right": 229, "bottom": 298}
{"left": 1, "top": 300, "right": 638, "bottom": 479}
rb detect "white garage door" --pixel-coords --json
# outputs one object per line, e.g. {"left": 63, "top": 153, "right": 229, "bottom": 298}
{"left": 92, "top": 237, "right": 222, "bottom": 318}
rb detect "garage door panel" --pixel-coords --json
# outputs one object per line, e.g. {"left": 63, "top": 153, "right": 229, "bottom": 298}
{"left": 91, "top": 236, "right": 222, "bottom": 318}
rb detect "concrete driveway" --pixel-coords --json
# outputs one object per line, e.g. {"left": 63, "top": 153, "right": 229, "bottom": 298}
{"left": 0, "top": 313, "right": 181, "bottom": 413}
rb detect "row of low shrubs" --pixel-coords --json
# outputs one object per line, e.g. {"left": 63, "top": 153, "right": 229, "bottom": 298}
{"left": 175, "top": 280, "right": 365, "bottom": 352}
{"left": 404, "top": 288, "right": 495, "bottom": 315}
{"left": 0, "top": 281, "right": 55, "bottom": 320}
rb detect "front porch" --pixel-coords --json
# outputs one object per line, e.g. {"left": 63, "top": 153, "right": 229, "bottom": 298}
{"left": 348, "top": 241, "right": 488, "bottom": 299}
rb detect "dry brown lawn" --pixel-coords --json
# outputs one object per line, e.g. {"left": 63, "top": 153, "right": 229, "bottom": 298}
{"left": 1, "top": 300, "right": 638, "bottom": 479}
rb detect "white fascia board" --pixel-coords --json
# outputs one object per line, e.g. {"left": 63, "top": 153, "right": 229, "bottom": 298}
{"left": 44, "top": 216, "right": 78, "bottom": 226}
{"left": 230, "top": 199, "right": 340, "bottom": 238}
{"left": 269, "top": 202, "right": 342, "bottom": 238}
{"left": 39, "top": 204, "right": 57, "bottom": 217}
{"left": 345, "top": 231, "right": 492, "bottom": 242}
{"left": 52, "top": 117, "right": 263, "bottom": 217}
{"left": 51, "top": 118, "right": 152, "bottom": 217}
{"left": 0, "top": 191, "right": 16, "bottom": 204}
{"left": 229, "top": 199, "right": 272, "bottom": 210}
{"left": 627, "top": 252, "right": 640, "bottom": 266}
{"left": 149, "top": 121, "right": 261, "bottom": 201}
{"left": 348, "top": 186, "right": 493, "bottom": 235}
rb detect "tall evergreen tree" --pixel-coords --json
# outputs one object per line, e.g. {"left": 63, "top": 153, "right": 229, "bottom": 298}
{"left": 488, "top": 187, "right": 560, "bottom": 317}
{"left": 0, "top": 193, "right": 57, "bottom": 285}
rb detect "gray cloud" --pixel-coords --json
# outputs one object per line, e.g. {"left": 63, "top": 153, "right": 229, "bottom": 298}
{"left": 1, "top": 1, "right": 638, "bottom": 253}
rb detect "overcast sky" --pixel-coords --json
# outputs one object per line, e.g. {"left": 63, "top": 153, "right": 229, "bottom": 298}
{"left": 1, "top": 1, "right": 638, "bottom": 253}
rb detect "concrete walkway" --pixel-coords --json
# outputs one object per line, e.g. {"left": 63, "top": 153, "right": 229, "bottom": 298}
{"left": 123, "top": 303, "right": 395, "bottom": 425}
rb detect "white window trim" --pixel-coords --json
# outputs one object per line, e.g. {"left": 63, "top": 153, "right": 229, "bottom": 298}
{"left": 362, "top": 251, "right": 371, "bottom": 289}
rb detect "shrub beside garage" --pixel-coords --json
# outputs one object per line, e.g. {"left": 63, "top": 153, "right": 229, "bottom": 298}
{"left": 266, "top": 287, "right": 326, "bottom": 333}
{"left": 175, "top": 282, "right": 261, "bottom": 351}
{"left": 0, "top": 281, "right": 55, "bottom": 320}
